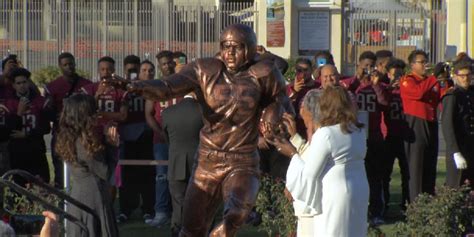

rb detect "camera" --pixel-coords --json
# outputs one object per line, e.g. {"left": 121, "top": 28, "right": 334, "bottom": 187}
{"left": 363, "top": 67, "right": 375, "bottom": 76}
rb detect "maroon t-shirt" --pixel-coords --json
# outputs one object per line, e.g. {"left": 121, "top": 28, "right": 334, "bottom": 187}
{"left": 153, "top": 97, "right": 183, "bottom": 143}
{"left": 383, "top": 87, "right": 408, "bottom": 138}
{"left": 82, "top": 82, "right": 128, "bottom": 128}
{"left": 6, "top": 94, "right": 50, "bottom": 136}
{"left": 355, "top": 81, "right": 389, "bottom": 141}
{"left": 45, "top": 76, "right": 91, "bottom": 118}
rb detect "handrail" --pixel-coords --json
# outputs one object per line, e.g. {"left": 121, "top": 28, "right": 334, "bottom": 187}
{"left": 0, "top": 169, "right": 102, "bottom": 237}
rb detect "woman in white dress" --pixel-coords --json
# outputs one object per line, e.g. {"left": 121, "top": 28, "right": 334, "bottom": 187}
{"left": 267, "top": 86, "right": 369, "bottom": 237}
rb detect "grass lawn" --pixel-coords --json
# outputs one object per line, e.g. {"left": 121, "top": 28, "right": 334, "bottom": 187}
{"left": 114, "top": 158, "right": 448, "bottom": 237}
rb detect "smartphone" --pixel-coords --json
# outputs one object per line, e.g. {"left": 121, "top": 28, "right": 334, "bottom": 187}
{"left": 9, "top": 214, "right": 45, "bottom": 235}
{"left": 317, "top": 57, "right": 327, "bottom": 67}
{"left": 179, "top": 56, "right": 186, "bottom": 65}
{"left": 128, "top": 68, "right": 138, "bottom": 80}
{"left": 130, "top": 72, "right": 138, "bottom": 80}
{"left": 296, "top": 72, "right": 304, "bottom": 82}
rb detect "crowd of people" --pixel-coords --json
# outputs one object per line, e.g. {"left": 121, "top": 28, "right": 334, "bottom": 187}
{"left": 0, "top": 23, "right": 473, "bottom": 236}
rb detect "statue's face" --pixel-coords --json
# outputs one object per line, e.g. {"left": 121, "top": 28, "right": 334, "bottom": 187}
{"left": 221, "top": 40, "right": 246, "bottom": 73}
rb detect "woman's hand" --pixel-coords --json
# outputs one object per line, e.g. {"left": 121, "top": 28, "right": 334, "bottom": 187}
{"left": 104, "top": 123, "right": 120, "bottom": 147}
{"left": 40, "top": 211, "right": 59, "bottom": 237}
{"left": 266, "top": 136, "right": 298, "bottom": 158}
{"left": 282, "top": 113, "right": 297, "bottom": 138}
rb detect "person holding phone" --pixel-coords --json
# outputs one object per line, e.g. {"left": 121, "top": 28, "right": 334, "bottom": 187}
{"left": 123, "top": 55, "right": 141, "bottom": 81}
{"left": 6, "top": 68, "right": 52, "bottom": 183}
{"left": 81, "top": 56, "right": 129, "bottom": 219}
{"left": 287, "top": 58, "right": 320, "bottom": 140}
{"left": 381, "top": 58, "right": 410, "bottom": 211}
{"left": 172, "top": 52, "right": 188, "bottom": 73}
{"left": 311, "top": 51, "right": 335, "bottom": 82}
{"left": 118, "top": 59, "right": 156, "bottom": 224}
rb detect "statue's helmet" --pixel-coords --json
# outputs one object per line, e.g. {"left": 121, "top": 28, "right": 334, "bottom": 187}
{"left": 219, "top": 24, "right": 257, "bottom": 65}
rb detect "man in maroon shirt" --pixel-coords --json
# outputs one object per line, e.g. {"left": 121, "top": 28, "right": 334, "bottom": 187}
{"left": 353, "top": 56, "right": 390, "bottom": 225}
{"left": 45, "top": 52, "right": 91, "bottom": 187}
{"left": 286, "top": 58, "right": 319, "bottom": 140}
{"left": 340, "top": 51, "right": 377, "bottom": 93}
{"left": 400, "top": 50, "right": 441, "bottom": 202}
{"left": 6, "top": 68, "right": 51, "bottom": 182}
{"left": 82, "top": 56, "right": 128, "bottom": 127}
{"left": 381, "top": 58, "right": 409, "bottom": 211}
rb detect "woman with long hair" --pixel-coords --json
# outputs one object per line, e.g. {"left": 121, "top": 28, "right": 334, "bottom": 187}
{"left": 55, "top": 94, "right": 119, "bottom": 237}
{"left": 268, "top": 86, "right": 369, "bottom": 236}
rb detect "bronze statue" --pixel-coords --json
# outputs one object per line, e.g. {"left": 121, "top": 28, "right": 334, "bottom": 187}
{"left": 109, "top": 24, "right": 289, "bottom": 236}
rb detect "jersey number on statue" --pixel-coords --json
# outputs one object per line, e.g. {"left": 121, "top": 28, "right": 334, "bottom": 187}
{"left": 357, "top": 93, "right": 376, "bottom": 112}
{"left": 22, "top": 114, "right": 36, "bottom": 133}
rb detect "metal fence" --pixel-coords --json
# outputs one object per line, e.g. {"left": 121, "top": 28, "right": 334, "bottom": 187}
{"left": 342, "top": 0, "right": 447, "bottom": 75}
{"left": 0, "top": 0, "right": 258, "bottom": 79}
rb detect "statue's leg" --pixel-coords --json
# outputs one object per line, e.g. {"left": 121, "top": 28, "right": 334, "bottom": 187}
{"left": 209, "top": 166, "right": 260, "bottom": 237}
{"left": 179, "top": 150, "right": 223, "bottom": 237}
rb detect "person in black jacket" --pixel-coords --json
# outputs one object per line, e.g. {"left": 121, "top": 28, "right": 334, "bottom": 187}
{"left": 442, "top": 60, "right": 474, "bottom": 189}
{"left": 161, "top": 93, "right": 203, "bottom": 237}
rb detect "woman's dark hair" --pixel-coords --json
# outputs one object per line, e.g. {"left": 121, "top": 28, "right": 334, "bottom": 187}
{"left": 318, "top": 86, "right": 364, "bottom": 134}
{"left": 55, "top": 94, "right": 104, "bottom": 163}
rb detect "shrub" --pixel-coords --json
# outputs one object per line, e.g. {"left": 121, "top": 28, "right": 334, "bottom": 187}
{"left": 31, "top": 66, "right": 90, "bottom": 87}
{"left": 395, "top": 185, "right": 474, "bottom": 237}
{"left": 284, "top": 58, "right": 296, "bottom": 83}
{"left": 255, "top": 174, "right": 297, "bottom": 237}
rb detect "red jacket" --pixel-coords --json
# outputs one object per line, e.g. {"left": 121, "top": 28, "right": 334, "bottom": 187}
{"left": 399, "top": 73, "right": 440, "bottom": 121}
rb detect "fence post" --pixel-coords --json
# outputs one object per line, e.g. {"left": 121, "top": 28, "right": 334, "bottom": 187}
{"left": 70, "top": 0, "right": 75, "bottom": 55}
{"left": 389, "top": 10, "right": 396, "bottom": 56}
{"left": 165, "top": 1, "right": 171, "bottom": 50}
{"left": 102, "top": 0, "right": 107, "bottom": 56}
{"left": 197, "top": 6, "right": 202, "bottom": 58}
{"left": 133, "top": 0, "right": 138, "bottom": 55}
{"left": 22, "top": 0, "right": 28, "bottom": 68}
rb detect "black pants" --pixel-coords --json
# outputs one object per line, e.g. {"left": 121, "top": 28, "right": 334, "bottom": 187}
{"left": 169, "top": 180, "right": 188, "bottom": 237}
{"left": 404, "top": 115, "right": 438, "bottom": 202}
{"left": 365, "top": 139, "right": 386, "bottom": 218}
{"left": 51, "top": 135, "right": 64, "bottom": 188}
{"left": 446, "top": 140, "right": 474, "bottom": 189}
{"left": 119, "top": 131, "right": 155, "bottom": 216}
{"left": 383, "top": 135, "right": 410, "bottom": 209}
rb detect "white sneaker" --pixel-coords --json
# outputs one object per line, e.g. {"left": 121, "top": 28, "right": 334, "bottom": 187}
{"left": 147, "top": 213, "right": 170, "bottom": 227}
{"left": 143, "top": 214, "right": 153, "bottom": 224}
